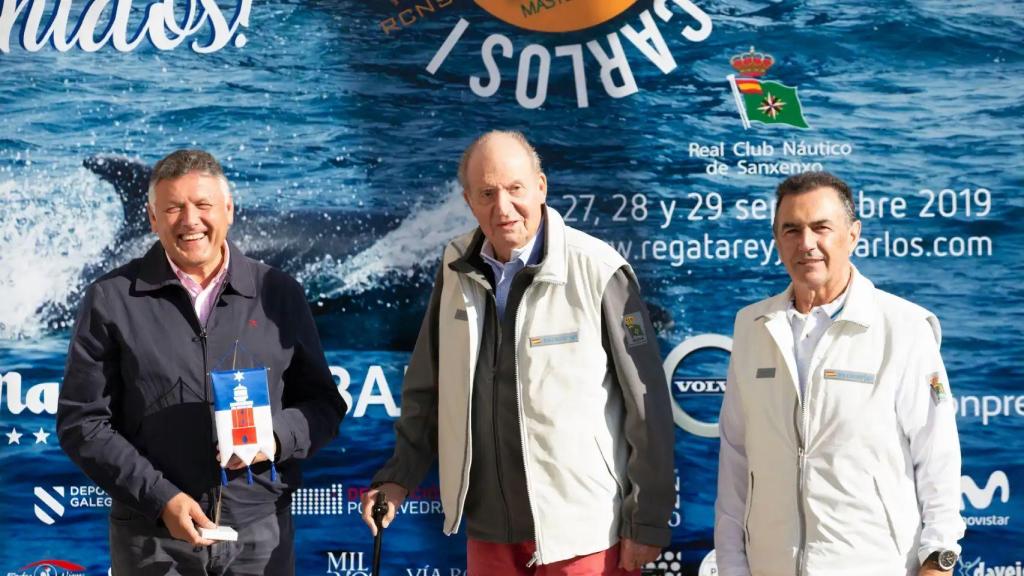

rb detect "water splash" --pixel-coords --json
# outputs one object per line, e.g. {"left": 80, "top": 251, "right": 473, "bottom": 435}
{"left": 0, "top": 169, "right": 121, "bottom": 339}
{"left": 297, "top": 181, "right": 476, "bottom": 299}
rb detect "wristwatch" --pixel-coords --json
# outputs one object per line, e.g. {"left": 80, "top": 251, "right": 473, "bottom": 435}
{"left": 927, "top": 550, "right": 959, "bottom": 572}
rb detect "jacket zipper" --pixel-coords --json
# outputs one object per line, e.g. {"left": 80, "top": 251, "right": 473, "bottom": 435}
{"left": 179, "top": 279, "right": 229, "bottom": 520}
{"left": 489, "top": 292, "right": 514, "bottom": 541}
{"left": 513, "top": 283, "right": 542, "bottom": 567}
{"left": 796, "top": 372, "right": 810, "bottom": 576}
{"left": 204, "top": 281, "right": 231, "bottom": 518}
{"left": 449, "top": 272, "right": 489, "bottom": 534}
{"left": 796, "top": 444, "right": 808, "bottom": 576}
{"left": 797, "top": 324, "right": 843, "bottom": 575}
{"left": 744, "top": 472, "right": 754, "bottom": 547}
{"left": 797, "top": 325, "right": 835, "bottom": 576}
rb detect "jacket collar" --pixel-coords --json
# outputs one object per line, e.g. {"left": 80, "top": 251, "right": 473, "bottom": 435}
{"left": 833, "top": 266, "right": 874, "bottom": 327}
{"left": 756, "top": 265, "right": 874, "bottom": 328}
{"left": 449, "top": 205, "right": 568, "bottom": 286}
{"left": 135, "top": 239, "right": 256, "bottom": 298}
{"left": 531, "top": 205, "right": 567, "bottom": 286}
{"left": 448, "top": 227, "right": 489, "bottom": 284}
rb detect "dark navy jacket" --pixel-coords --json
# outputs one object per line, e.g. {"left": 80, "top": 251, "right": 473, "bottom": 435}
{"left": 57, "top": 241, "right": 345, "bottom": 525}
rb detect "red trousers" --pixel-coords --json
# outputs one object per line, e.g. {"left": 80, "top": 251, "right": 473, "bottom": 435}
{"left": 466, "top": 540, "right": 640, "bottom": 576}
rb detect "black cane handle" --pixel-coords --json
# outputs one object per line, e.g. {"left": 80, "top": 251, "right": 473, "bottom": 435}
{"left": 371, "top": 491, "right": 387, "bottom": 575}
{"left": 371, "top": 491, "right": 388, "bottom": 530}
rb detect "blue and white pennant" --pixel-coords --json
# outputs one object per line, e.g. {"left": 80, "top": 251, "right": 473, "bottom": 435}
{"left": 211, "top": 367, "right": 276, "bottom": 484}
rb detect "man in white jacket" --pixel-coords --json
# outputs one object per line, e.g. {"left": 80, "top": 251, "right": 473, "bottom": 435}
{"left": 360, "top": 131, "right": 675, "bottom": 574}
{"left": 715, "top": 172, "right": 964, "bottom": 576}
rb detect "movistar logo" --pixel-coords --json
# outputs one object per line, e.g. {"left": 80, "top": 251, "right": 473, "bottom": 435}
{"left": 961, "top": 471, "right": 1010, "bottom": 510}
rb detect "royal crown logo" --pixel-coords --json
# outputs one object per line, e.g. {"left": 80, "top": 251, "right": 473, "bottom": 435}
{"left": 730, "top": 48, "right": 774, "bottom": 76}
{"left": 727, "top": 47, "right": 809, "bottom": 129}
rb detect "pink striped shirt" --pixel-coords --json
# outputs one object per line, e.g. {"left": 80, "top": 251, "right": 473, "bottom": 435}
{"left": 165, "top": 244, "right": 231, "bottom": 327}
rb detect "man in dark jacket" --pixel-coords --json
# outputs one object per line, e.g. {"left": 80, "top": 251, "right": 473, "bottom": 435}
{"left": 57, "top": 149, "right": 345, "bottom": 575}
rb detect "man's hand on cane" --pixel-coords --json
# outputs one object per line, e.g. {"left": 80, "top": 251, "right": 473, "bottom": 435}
{"left": 361, "top": 482, "right": 408, "bottom": 537}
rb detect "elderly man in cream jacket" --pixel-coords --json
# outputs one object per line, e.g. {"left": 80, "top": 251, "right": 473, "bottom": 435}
{"left": 715, "top": 172, "right": 965, "bottom": 576}
{"left": 361, "top": 131, "right": 675, "bottom": 575}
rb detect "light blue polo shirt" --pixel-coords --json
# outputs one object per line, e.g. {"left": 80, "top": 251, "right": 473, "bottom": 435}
{"left": 479, "top": 220, "right": 545, "bottom": 319}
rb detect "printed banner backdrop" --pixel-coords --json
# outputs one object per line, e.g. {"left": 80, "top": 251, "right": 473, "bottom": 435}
{"left": 1, "top": 1, "right": 1021, "bottom": 574}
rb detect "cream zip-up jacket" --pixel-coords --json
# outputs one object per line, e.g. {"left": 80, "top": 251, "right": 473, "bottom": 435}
{"left": 441, "top": 207, "right": 672, "bottom": 563}
{"left": 374, "top": 206, "right": 674, "bottom": 565}
{"left": 715, "top": 269, "right": 964, "bottom": 576}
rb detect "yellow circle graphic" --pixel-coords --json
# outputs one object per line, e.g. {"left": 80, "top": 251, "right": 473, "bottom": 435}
{"left": 475, "top": 0, "right": 639, "bottom": 33}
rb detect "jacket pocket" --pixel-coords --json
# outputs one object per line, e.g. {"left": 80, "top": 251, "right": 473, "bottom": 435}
{"left": 108, "top": 501, "right": 143, "bottom": 526}
{"left": 744, "top": 471, "right": 754, "bottom": 547}
{"left": 873, "top": 476, "right": 903, "bottom": 555}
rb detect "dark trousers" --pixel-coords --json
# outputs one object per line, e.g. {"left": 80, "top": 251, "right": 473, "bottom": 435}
{"left": 109, "top": 504, "right": 294, "bottom": 576}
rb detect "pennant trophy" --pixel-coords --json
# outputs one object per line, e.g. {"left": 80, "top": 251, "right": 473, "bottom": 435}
{"left": 202, "top": 366, "right": 277, "bottom": 541}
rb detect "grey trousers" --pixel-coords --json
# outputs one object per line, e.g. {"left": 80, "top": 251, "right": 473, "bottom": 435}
{"left": 109, "top": 504, "right": 294, "bottom": 576}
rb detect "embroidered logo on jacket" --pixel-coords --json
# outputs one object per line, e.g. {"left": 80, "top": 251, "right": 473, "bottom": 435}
{"left": 622, "top": 312, "right": 648, "bottom": 347}
{"left": 928, "top": 371, "right": 948, "bottom": 403}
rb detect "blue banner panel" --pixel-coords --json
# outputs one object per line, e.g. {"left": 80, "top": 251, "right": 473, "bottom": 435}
{"left": 0, "top": 1, "right": 1020, "bottom": 574}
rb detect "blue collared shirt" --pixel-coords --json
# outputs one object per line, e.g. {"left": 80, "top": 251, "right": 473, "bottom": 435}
{"left": 479, "top": 221, "right": 545, "bottom": 319}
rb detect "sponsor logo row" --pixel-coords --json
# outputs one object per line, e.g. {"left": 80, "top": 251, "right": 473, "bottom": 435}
{"left": 7, "top": 555, "right": 1014, "bottom": 576}
{"left": 7, "top": 533, "right": 1018, "bottom": 575}
{"left": 31, "top": 484, "right": 445, "bottom": 525}
{"left": 28, "top": 467, "right": 1013, "bottom": 527}
{"left": 675, "top": 553, "right": 1024, "bottom": 576}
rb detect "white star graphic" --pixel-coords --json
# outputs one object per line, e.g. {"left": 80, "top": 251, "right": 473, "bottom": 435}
{"left": 233, "top": 371, "right": 245, "bottom": 383}
{"left": 34, "top": 427, "right": 50, "bottom": 444}
{"left": 6, "top": 427, "right": 23, "bottom": 445}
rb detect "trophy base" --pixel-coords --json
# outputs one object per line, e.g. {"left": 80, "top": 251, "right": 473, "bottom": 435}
{"left": 200, "top": 526, "right": 239, "bottom": 542}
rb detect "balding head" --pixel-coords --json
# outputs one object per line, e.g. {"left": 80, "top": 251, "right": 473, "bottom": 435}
{"left": 458, "top": 130, "right": 542, "bottom": 192}
{"left": 460, "top": 131, "right": 547, "bottom": 262}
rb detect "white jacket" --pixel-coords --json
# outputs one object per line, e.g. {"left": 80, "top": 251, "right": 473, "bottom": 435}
{"left": 435, "top": 207, "right": 656, "bottom": 564}
{"left": 715, "top": 269, "right": 964, "bottom": 576}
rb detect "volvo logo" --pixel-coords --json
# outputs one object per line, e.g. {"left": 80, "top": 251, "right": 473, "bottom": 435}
{"left": 663, "top": 334, "right": 732, "bottom": 437}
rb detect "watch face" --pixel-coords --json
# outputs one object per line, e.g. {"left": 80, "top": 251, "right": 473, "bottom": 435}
{"left": 938, "top": 550, "right": 959, "bottom": 570}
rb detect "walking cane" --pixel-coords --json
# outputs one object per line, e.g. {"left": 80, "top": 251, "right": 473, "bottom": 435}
{"left": 371, "top": 491, "right": 388, "bottom": 575}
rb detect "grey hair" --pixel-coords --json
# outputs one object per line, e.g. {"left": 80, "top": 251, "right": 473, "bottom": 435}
{"left": 774, "top": 171, "right": 857, "bottom": 231}
{"left": 147, "top": 149, "right": 231, "bottom": 207}
{"left": 457, "top": 130, "right": 542, "bottom": 190}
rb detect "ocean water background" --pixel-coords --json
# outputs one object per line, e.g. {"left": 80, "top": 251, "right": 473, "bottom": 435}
{"left": 1, "top": 0, "right": 1022, "bottom": 573}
